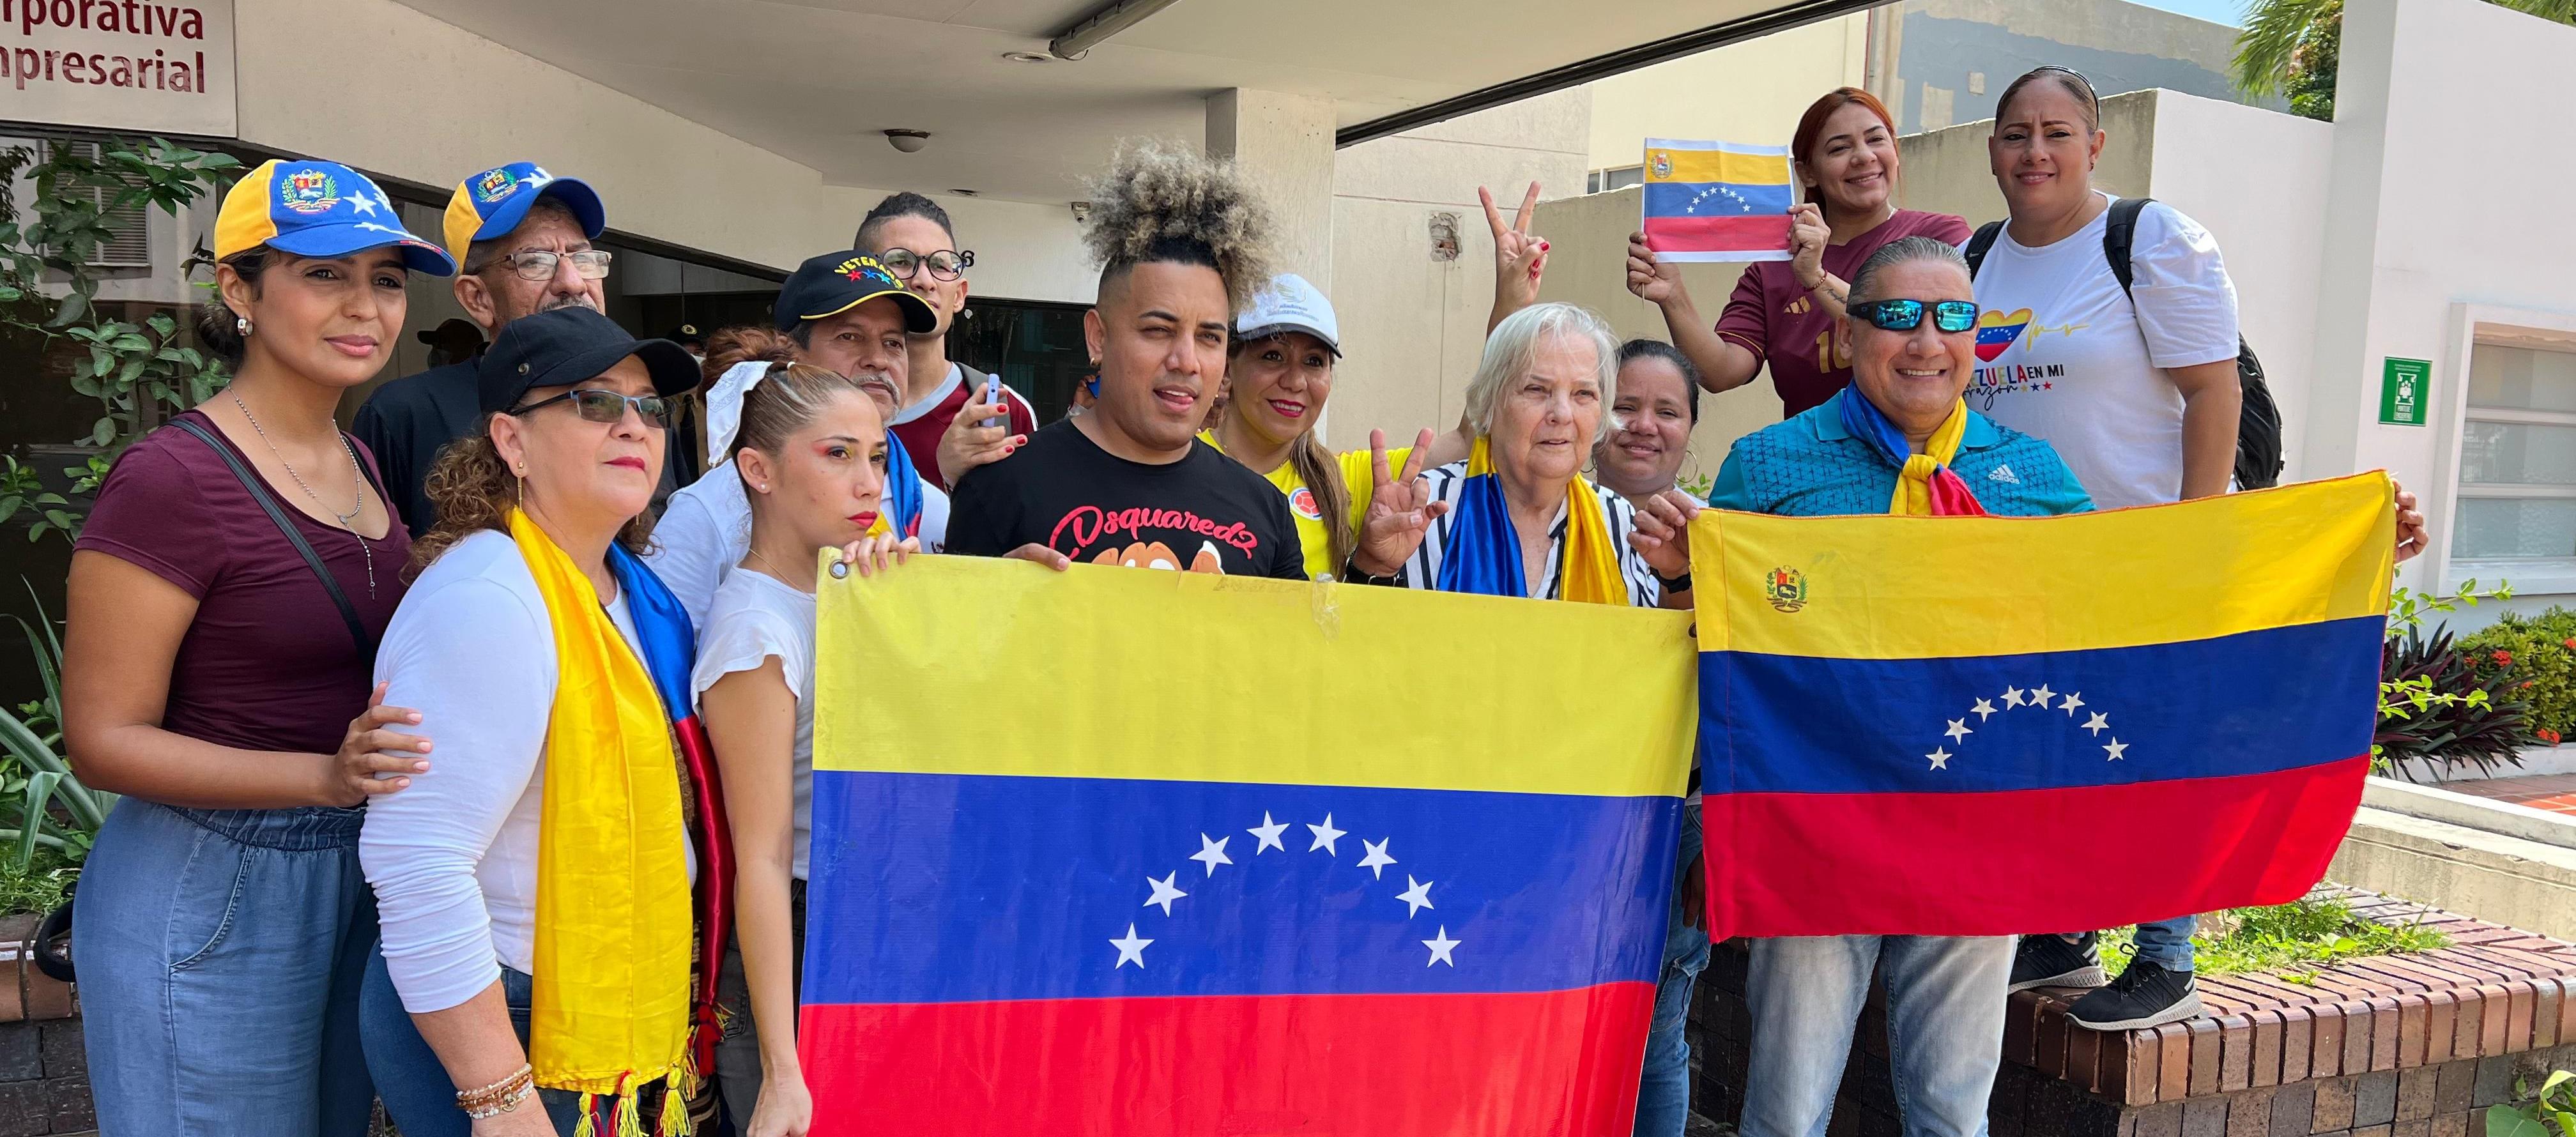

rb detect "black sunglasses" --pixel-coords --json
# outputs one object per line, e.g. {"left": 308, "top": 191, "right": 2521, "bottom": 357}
{"left": 1850, "top": 299, "right": 1979, "bottom": 334}
{"left": 510, "top": 388, "right": 672, "bottom": 428}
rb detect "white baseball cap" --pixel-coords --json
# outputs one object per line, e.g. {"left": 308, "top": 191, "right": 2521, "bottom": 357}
{"left": 1236, "top": 273, "right": 1341, "bottom": 358}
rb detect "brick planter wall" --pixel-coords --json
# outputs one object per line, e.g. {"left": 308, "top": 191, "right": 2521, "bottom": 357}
{"left": 1689, "top": 889, "right": 2576, "bottom": 1137}
{"left": 0, "top": 913, "right": 89, "bottom": 1136}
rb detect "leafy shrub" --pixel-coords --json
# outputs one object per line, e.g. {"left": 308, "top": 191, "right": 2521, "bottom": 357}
{"left": 2461, "top": 614, "right": 2576, "bottom": 744}
{"left": 2099, "top": 894, "right": 2448, "bottom": 979}
{"left": 2378, "top": 623, "right": 2534, "bottom": 778}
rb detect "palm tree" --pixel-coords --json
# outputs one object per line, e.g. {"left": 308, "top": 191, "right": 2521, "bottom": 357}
{"left": 2234, "top": 0, "right": 2576, "bottom": 121}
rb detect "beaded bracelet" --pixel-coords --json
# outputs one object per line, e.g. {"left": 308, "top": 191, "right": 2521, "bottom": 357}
{"left": 461, "top": 1080, "right": 534, "bottom": 1120}
{"left": 457, "top": 1063, "right": 535, "bottom": 1118}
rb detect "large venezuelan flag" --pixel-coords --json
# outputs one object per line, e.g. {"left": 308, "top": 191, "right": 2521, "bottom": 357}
{"left": 800, "top": 558, "right": 1697, "bottom": 1136}
{"left": 1689, "top": 474, "right": 2394, "bottom": 940}
{"left": 1641, "top": 138, "right": 1795, "bottom": 263}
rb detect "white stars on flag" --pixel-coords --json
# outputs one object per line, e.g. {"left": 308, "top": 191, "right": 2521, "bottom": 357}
{"left": 1422, "top": 927, "right": 1460, "bottom": 967}
{"left": 1307, "top": 814, "right": 1346, "bottom": 855}
{"left": 1143, "top": 872, "right": 1187, "bottom": 915}
{"left": 1922, "top": 683, "right": 2129, "bottom": 771}
{"left": 1111, "top": 924, "right": 1153, "bottom": 969}
{"left": 1248, "top": 812, "right": 1288, "bottom": 853}
{"left": 1190, "top": 834, "right": 1233, "bottom": 876}
{"left": 1116, "top": 811, "right": 1460, "bottom": 972}
{"left": 1357, "top": 838, "right": 1397, "bottom": 880}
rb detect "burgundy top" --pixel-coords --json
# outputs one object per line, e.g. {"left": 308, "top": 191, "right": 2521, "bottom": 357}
{"left": 75, "top": 409, "right": 410, "bottom": 758}
{"left": 1713, "top": 209, "right": 1974, "bottom": 416}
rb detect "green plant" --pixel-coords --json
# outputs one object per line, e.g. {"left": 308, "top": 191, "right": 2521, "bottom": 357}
{"left": 2235, "top": 0, "right": 2576, "bottom": 121}
{"left": 0, "top": 135, "right": 239, "bottom": 542}
{"left": 2488, "top": 1069, "right": 2576, "bottom": 1137}
{"left": 2376, "top": 584, "right": 2527, "bottom": 774}
{"left": 2461, "top": 615, "right": 2576, "bottom": 744}
{"left": 2379, "top": 623, "right": 2533, "bottom": 777}
{"left": 2098, "top": 895, "right": 2449, "bottom": 980}
{"left": 0, "top": 584, "right": 111, "bottom": 870}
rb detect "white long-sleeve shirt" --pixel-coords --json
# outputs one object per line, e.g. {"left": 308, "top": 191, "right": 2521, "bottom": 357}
{"left": 360, "top": 528, "right": 693, "bottom": 1014}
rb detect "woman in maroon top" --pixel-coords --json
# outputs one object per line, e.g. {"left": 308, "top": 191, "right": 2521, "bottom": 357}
{"left": 1625, "top": 88, "right": 1972, "bottom": 416}
{"left": 61, "top": 159, "right": 450, "bottom": 1136}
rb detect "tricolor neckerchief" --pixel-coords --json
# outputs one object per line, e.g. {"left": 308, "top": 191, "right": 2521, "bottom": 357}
{"left": 1433, "top": 436, "right": 1626, "bottom": 604}
{"left": 1838, "top": 390, "right": 1990, "bottom": 516}
{"left": 868, "top": 431, "right": 924, "bottom": 540}
{"left": 513, "top": 510, "right": 726, "bottom": 1135}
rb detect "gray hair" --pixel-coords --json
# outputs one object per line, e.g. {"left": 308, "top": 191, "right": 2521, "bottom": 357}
{"left": 1463, "top": 302, "right": 1621, "bottom": 437}
{"left": 1846, "top": 236, "right": 1972, "bottom": 306}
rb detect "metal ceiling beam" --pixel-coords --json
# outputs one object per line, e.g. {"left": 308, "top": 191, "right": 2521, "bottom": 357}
{"left": 1050, "top": 0, "right": 1187, "bottom": 61}
{"left": 1336, "top": 0, "right": 1889, "bottom": 148}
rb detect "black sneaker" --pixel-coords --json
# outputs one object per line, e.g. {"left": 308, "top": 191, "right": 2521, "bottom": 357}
{"left": 2067, "top": 961, "right": 2202, "bottom": 1030}
{"left": 2009, "top": 932, "right": 2108, "bottom": 992}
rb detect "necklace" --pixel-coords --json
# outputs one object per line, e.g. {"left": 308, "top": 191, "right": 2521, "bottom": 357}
{"left": 746, "top": 546, "right": 802, "bottom": 589}
{"left": 231, "top": 392, "right": 377, "bottom": 598}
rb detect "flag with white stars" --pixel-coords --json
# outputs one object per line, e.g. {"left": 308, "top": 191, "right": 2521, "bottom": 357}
{"left": 1688, "top": 473, "right": 2396, "bottom": 939}
{"left": 797, "top": 557, "right": 1697, "bottom": 1136}
{"left": 1639, "top": 138, "right": 1794, "bottom": 263}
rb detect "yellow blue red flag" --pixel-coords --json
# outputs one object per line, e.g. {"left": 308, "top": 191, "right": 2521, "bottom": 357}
{"left": 1640, "top": 138, "right": 1795, "bottom": 262}
{"left": 1688, "top": 474, "right": 2394, "bottom": 939}
{"left": 801, "top": 559, "right": 1698, "bottom": 1136}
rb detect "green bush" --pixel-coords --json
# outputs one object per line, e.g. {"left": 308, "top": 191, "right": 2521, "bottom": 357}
{"left": 2462, "top": 611, "right": 2576, "bottom": 745}
{"left": 2098, "top": 895, "right": 2448, "bottom": 981}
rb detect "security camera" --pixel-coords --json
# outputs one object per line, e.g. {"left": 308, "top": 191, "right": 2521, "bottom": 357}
{"left": 884, "top": 130, "right": 930, "bottom": 154}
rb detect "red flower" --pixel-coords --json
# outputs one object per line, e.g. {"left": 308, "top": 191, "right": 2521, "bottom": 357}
{"left": 2563, "top": 637, "right": 2575, "bottom": 651}
{"left": 2492, "top": 650, "right": 2515, "bottom": 667}
{"left": 2542, "top": 728, "right": 2564, "bottom": 745}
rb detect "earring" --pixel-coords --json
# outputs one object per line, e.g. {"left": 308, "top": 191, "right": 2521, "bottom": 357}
{"left": 236, "top": 316, "right": 252, "bottom": 336}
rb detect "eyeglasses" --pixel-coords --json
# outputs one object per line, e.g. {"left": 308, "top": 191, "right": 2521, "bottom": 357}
{"left": 489, "top": 249, "right": 613, "bottom": 281}
{"left": 876, "top": 247, "right": 973, "bottom": 281}
{"left": 510, "top": 387, "right": 671, "bottom": 428}
{"left": 1850, "top": 299, "right": 1979, "bottom": 333}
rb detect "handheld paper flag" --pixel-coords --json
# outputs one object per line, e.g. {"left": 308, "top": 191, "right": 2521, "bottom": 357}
{"left": 1689, "top": 474, "right": 2394, "bottom": 939}
{"left": 800, "top": 559, "right": 1698, "bottom": 1136}
{"left": 1640, "top": 138, "right": 1795, "bottom": 263}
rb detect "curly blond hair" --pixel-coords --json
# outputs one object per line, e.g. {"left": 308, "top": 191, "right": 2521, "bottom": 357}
{"left": 1082, "top": 141, "right": 1275, "bottom": 312}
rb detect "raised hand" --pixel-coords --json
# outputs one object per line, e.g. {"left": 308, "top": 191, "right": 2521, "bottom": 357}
{"left": 935, "top": 390, "right": 1024, "bottom": 487}
{"left": 1788, "top": 202, "right": 1831, "bottom": 291}
{"left": 1352, "top": 428, "right": 1450, "bottom": 579}
{"left": 1482, "top": 182, "right": 1549, "bottom": 327}
{"left": 1626, "top": 231, "right": 1684, "bottom": 307}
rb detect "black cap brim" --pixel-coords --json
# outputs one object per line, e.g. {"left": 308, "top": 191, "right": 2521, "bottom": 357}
{"left": 798, "top": 286, "right": 939, "bottom": 335}
{"left": 498, "top": 337, "right": 701, "bottom": 411}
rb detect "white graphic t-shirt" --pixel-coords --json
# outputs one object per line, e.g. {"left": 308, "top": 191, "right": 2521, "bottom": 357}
{"left": 1969, "top": 193, "right": 2239, "bottom": 508}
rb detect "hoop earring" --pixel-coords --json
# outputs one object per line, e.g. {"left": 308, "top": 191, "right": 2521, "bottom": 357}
{"left": 236, "top": 316, "right": 252, "bottom": 336}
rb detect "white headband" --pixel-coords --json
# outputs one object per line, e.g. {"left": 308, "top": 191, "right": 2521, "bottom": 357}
{"left": 703, "top": 359, "right": 772, "bottom": 466}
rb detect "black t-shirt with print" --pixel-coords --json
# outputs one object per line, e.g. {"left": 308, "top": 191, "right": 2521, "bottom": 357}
{"left": 947, "top": 418, "right": 1305, "bottom": 579}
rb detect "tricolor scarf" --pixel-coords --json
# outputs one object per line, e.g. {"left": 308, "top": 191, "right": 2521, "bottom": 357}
{"left": 512, "top": 511, "right": 731, "bottom": 1135}
{"left": 1433, "top": 436, "right": 1626, "bottom": 604}
{"left": 868, "top": 431, "right": 925, "bottom": 540}
{"left": 1837, "top": 390, "right": 1991, "bottom": 516}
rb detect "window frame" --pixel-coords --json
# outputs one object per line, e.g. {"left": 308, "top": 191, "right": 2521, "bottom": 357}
{"left": 2435, "top": 303, "right": 2576, "bottom": 597}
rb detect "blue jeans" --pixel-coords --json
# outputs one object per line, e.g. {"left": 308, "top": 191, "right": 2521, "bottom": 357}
{"left": 359, "top": 952, "right": 590, "bottom": 1136}
{"left": 1635, "top": 800, "right": 1709, "bottom": 1137}
{"left": 1741, "top": 934, "right": 2014, "bottom": 1137}
{"left": 2128, "top": 916, "right": 2198, "bottom": 972}
{"left": 73, "top": 798, "right": 378, "bottom": 1137}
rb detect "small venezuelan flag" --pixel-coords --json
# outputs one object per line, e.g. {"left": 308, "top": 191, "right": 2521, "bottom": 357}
{"left": 1687, "top": 474, "right": 2395, "bottom": 940}
{"left": 800, "top": 558, "right": 1698, "bottom": 1136}
{"left": 1641, "top": 138, "right": 1795, "bottom": 263}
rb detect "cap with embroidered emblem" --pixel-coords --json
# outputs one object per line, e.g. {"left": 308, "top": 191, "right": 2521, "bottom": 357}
{"left": 441, "top": 162, "right": 606, "bottom": 265}
{"left": 213, "top": 160, "right": 454, "bottom": 275}
{"left": 774, "top": 250, "right": 937, "bottom": 333}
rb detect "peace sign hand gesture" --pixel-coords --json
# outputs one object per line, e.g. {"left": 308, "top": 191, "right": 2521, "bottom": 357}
{"left": 1350, "top": 428, "right": 1451, "bottom": 580}
{"left": 1481, "top": 182, "right": 1549, "bottom": 329}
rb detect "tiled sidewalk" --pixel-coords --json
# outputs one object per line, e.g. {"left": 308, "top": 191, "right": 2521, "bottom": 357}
{"left": 2439, "top": 772, "right": 2576, "bottom": 816}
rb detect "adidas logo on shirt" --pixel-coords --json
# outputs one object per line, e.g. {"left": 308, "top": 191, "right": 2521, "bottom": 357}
{"left": 1987, "top": 464, "right": 2021, "bottom": 485}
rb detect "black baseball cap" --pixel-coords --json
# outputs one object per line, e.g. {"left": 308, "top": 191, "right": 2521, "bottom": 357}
{"left": 479, "top": 307, "right": 700, "bottom": 415}
{"left": 774, "top": 250, "right": 937, "bottom": 334}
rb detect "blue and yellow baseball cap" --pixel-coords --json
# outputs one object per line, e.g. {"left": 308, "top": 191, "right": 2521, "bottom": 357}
{"left": 441, "top": 162, "right": 606, "bottom": 266}
{"left": 213, "top": 160, "right": 454, "bottom": 275}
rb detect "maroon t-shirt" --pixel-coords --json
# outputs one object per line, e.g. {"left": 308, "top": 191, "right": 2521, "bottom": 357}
{"left": 1713, "top": 209, "right": 1974, "bottom": 416}
{"left": 75, "top": 410, "right": 410, "bottom": 758}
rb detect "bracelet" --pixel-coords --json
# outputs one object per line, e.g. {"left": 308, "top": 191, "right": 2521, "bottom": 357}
{"left": 457, "top": 1063, "right": 534, "bottom": 1116}
{"left": 1655, "top": 568, "right": 1694, "bottom": 595}
{"left": 1343, "top": 558, "right": 1401, "bottom": 587}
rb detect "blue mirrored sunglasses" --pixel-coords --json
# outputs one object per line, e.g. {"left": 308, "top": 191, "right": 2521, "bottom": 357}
{"left": 1851, "top": 299, "right": 1979, "bottom": 333}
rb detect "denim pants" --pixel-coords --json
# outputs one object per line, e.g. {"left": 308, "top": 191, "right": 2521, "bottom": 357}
{"left": 73, "top": 798, "right": 378, "bottom": 1137}
{"left": 1740, "top": 934, "right": 2014, "bottom": 1137}
{"left": 358, "top": 952, "right": 592, "bottom": 1136}
{"left": 2126, "top": 916, "right": 2198, "bottom": 972}
{"left": 1634, "top": 800, "right": 1710, "bottom": 1137}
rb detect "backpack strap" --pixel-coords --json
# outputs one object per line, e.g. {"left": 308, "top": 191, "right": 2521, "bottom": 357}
{"left": 2102, "top": 195, "right": 2153, "bottom": 296}
{"left": 1963, "top": 220, "right": 2006, "bottom": 279}
{"left": 169, "top": 416, "right": 374, "bottom": 659}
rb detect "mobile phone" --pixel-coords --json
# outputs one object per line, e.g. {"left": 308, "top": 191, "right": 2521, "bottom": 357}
{"left": 982, "top": 373, "right": 1006, "bottom": 424}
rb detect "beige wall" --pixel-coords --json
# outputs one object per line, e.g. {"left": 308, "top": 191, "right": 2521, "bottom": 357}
{"left": 1584, "top": 14, "right": 1871, "bottom": 174}
{"left": 1890, "top": 87, "right": 2159, "bottom": 224}
{"left": 232, "top": 0, "right": 1098, "bottom": 303}
{"left": 1325, "top": 89, "right": 1592, "bottom": 450}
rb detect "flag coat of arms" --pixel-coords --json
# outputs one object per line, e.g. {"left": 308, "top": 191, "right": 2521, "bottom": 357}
{"left": 800, "top": 558, "right": 1698, "bottom": 1135}
{"left": 1688, "top": 474, "right": 2395, "bottom": 940}
{"left": 1639, "top": 138, "right": 1795, "bottom": 263}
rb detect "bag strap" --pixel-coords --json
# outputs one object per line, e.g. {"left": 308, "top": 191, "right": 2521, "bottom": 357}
{"left": 2102, "top": 195, "right": 2152, "bottom": 297}
{"left": 169, "top": 416, "right": 374, "bottom": 659}
{"left": 1963, "top": 220, "right": 2005, "bottom": 279}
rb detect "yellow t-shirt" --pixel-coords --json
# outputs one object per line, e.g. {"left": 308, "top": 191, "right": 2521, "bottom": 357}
{"left": 1200, "top": 432, "right": 1405, "bottom": 581}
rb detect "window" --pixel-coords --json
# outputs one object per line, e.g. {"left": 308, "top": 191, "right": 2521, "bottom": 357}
{"left": 2450, "top": 341, "right": 2576, "bottom": 575}
{"left": 1587, "top": 165, "right": 1644, "bottom": 194}
{"left": 45, "top": 141, "right": 150, "bottom": 268}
